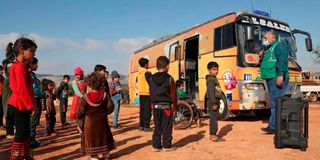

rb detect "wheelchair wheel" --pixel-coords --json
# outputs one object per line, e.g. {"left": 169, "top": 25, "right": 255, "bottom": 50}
{"left": 173, "top": 100, "right": 194, "bottom": 129}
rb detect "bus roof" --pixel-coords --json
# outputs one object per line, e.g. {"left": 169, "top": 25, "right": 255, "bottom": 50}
{"left": 134, "top": 11, "right": 290, "bottom": 54}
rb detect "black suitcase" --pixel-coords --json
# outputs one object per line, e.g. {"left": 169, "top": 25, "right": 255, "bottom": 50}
{"left": 274, "top": 97, "right": 308, "bottom": 151}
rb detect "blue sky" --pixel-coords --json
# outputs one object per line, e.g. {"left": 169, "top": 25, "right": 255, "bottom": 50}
{"left": 0, "top": 0, "right": 319, "bottom": 75}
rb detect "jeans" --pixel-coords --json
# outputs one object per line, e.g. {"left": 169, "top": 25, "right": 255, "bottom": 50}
{"left": 266, "top": 78, "right": 289, "bottom": 130}
{"left": 30, "top": 98, "right": 42, "bottom": 139}
{"left": 59, "top": 98, "right": 68, "bottom": 124}
{"left": 112, "top": 100, "right": 120, "bottom": 127}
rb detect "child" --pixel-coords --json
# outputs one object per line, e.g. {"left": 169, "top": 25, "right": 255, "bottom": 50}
{"left": 55, "top": 75, "right": 70, "bottom": 126}
{"left": 206, "top": 61, "right": 225, "bottom": 142}
{"left": 29, "top": 57, "right": 45, "bottom": 148}
{"left": 42, "top": 79, "right": 57, "bottom": 136}
{"left": 2, "top": 58, "right": 14, "bottom": 139}
{"left": 94, "top": 64, "right": 110, "bottom": 97}
{"left": 109, "top": 70, "right": 123, "bottom": 129}
{"left": 149, "top": 56, "right": 177, "bottom": 152}
{"left": 7, "top": 38, "right": 37, "bottom": 159}
{"left": 137, "top": 57, "right": 152, "bottom": 132}
{"left": 70, "top": 67, "right": 87, "bottom": 119}
{"left": 176, "top": 80, "right": 187, "bottom": 97}
{"left": 77, "top": 72, "right": 115, "bottom": 160}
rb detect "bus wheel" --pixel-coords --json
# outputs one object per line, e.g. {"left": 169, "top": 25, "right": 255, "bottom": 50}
{"left": 173, "top": 101, "right": 194, "bottom": 129}
{"left": 308, "top": 93, "right": 318, "bottom": 102}
{"left": 217, "top": 95, "right": 230, "bottom": 120}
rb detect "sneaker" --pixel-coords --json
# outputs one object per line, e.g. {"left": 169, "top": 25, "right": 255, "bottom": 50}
{"left": 144, "top": 127, "right": 153, "bottom": 132}
{"left": 210, "top": 137, "right": 225, "bottom": 142}
{"left": 153, "top": 147, "right": 162, "bottom": 152}
{"left": 30, "top": 140, "right": 42, "bottom": 149}
{"left": 261, "top": 127, "right": 275, "bottom": 134}
{"left": 62, "top": 122, "right": 70, "bottom": 126}
{"left": 163, "top": 146, "right": 177, "bottom": 152}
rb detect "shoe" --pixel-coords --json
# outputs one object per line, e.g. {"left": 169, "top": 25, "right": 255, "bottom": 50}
{"left": 6, "top": 134, "right": 14, "bottom": 139}
{"left": 209, "top": 137, "right": 225, "bottom": 142}
{"left": 48, "top": 132, "right": 58, "bottom": 137}
{"left": 153, "top": 147, "right": 162, "bottom": 152}
{"left": 144, "top": 127, "right": 153, "bottom": 132}
{"left": 62, "top": 122, "right": 70, "bottom": 126}
{"left": 22, "top": 154, "right": 34, "bottom": 160}
{"left": 163, "top": 146, "right": 177, "bottom": 152}
{"left": 261, "top": 127, "right": 275, "bottom": 134}
{"left": 113, "top": 125, "right": 122, "bottom": 129}
{"left": 139, "top": 126, "right": 144, "bottom": 131}
{"left": 30, "top": 140, "right": 42, "bottom": 149}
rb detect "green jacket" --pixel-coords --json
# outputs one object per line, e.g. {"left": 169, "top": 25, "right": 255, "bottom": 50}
{"left": 260, "top": 41, "right": 290, "bottom": 79}
{"left": 177, "top": 89, "right": 187, "bottom": 97}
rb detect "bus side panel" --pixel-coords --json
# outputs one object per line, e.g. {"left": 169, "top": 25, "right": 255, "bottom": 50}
{"left": 197, "top": 48, "right": 238, "bottom": 110}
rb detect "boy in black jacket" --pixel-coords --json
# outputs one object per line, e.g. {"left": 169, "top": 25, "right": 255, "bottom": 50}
{"left": 206, "top": 61, "right": 225, "bottom": 142}
{"left": 56, "top": 75, "right": 70, "bottom": 126}
{"left": 149, "top": 56, "right": 177, "bottom": 152}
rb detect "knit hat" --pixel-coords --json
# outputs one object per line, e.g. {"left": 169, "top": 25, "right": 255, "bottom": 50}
{"left": 111, "top": 70, "right": 120, "bottom": 79}
{"left": 74, "top": 67, "right": 84, "bottom": 76}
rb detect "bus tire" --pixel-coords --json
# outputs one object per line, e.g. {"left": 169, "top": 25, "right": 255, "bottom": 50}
{"left": 217, "top": 95, "right": 230, "bottom": 121}
{"left": 308, "top": 93, "right": 318, "bottom": 102}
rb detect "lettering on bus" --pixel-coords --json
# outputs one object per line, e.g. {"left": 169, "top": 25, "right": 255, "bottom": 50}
{"left": 242, "top": 16, "right": 290, "bottom": 33}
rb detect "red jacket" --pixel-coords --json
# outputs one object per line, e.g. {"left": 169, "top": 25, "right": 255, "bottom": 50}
{"left": 7, "top": 61, "right": 35, "bottom": 111}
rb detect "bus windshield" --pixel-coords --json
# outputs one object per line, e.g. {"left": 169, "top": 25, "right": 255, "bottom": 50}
{"left": 237, "top": 23, "right": 297, "bottom": 67}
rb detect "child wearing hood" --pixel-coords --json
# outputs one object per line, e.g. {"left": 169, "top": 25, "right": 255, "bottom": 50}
{"left": 77, "top": 72, "right": 115, "bottom": 160}
{"left": 70, "top": 67, "right": 87, "bottom": 119}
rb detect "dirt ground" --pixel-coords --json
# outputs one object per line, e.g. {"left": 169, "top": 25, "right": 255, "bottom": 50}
{"left": 0, "top": 104, "right": 319, "bottom": 160}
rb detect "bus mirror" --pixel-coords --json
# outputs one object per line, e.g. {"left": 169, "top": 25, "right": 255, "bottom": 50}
{"left": 293, "top": 39, "right": 297, "bottom": 52}
{"left": 305, "top": 38, "right": 313, "bottom": 52}
{"left": 246, "top": 26, "right": 254, "bottom": 41}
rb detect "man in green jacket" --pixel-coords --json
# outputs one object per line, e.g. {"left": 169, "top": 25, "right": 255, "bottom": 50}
{"left": 260, "top": 31, "right": 290, "bottom": 134}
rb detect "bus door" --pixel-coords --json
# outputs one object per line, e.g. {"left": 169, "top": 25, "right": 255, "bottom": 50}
{"left": 184, "top": 36, "right": 199, "bottom": 103}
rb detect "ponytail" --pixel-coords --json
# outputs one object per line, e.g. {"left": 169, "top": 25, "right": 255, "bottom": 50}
{"left": 6, "top": 42, "right": 15, "bottom": 61}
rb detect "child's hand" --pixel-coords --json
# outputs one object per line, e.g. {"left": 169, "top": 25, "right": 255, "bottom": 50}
{"left": 212, "top": 105, "right": 219, "bottom": 111}
{"left": 43, "top": 110, "right": 48, "bottom": 115}
{"left": 117, "top": 87, "right": 123, "bottom": 91}
{"left": 32, "top": 106, "right": 38, "bottom": 117}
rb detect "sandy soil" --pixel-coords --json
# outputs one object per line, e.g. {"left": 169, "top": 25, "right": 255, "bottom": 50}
{"left": 1, "top": 104, "right": 319, "bottom": 160}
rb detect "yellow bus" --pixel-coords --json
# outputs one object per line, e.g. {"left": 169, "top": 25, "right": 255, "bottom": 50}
{"left": 128, "top": 11, "right": 313, "bottom": 120}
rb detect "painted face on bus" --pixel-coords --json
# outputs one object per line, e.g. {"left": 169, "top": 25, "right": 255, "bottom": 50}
{"left": 208, "top": 67, "right": 219, "bottom": 76}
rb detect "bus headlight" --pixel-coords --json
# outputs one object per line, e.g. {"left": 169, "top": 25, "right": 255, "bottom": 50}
{"left": 244, "top": 83, "right": 265, "bottom": 90}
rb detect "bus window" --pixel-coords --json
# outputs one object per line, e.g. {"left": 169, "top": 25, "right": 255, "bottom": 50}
{"left": 169, "top": 42, "right": 179, "bottom": 62}
{"left": 214, "top": 23, "right": 236, "bottom": 52}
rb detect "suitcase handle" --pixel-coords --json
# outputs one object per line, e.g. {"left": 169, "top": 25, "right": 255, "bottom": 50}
{"left": 304, "top": 101, "right": 309, "bottom": 138}
{"left": 286, "top": 116, "right": 290, "bottom": 134}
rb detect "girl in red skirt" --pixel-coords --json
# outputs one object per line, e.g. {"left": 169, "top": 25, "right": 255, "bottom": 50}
{"left": 70, "top": 67, "right": 87, "bottom": 119}
{"left": 7, "top": 38, "right": 37, "bottom": 160}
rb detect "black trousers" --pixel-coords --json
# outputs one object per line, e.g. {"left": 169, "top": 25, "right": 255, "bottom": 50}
{"left": 139, "top": 95, "right": 151, "bottom": 128}
{"left": 6, "top": 105, "right": 15, "bottom": 135}
{"left": 0, "top": 96, "right": 3, "bottom": 126}
{"left": 152, "top": 108, "right": 173, "bottom": 149}
{"left": 208, "top": 106, "right": 218, "bottom": 135}
{"left": 30, "top": 98, "right": 42, "bottom": 139}
{"left": 59, "top": 98, "right": 68, "bottom": 124}
{"left": 10, "top": 105, "right": 31, "bottom": 142}
{"left": 46, "top": 114, "right": 56, "bottom": 135}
